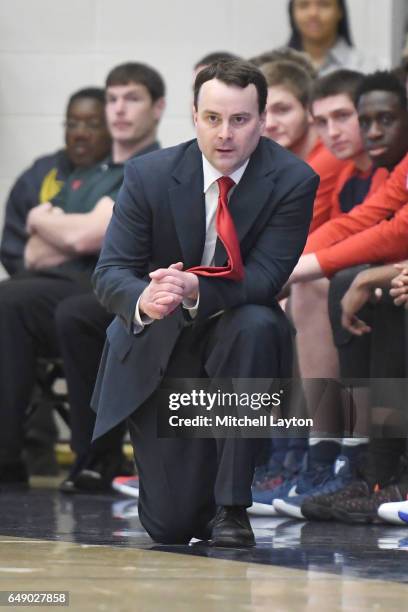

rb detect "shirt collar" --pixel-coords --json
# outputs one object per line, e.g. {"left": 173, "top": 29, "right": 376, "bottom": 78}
{"left": 202, "top": 154, "right": 249, "bottom": 193}
{"left": 323, "top": 37, "right": 351, "bottom": 69}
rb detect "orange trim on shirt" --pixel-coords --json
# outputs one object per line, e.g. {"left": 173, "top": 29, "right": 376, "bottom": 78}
{"left": 306, "top": 139, "right": 349, "bottom": 233}
{"left": 307, "top": 153, "right": 408, "bottom": 276}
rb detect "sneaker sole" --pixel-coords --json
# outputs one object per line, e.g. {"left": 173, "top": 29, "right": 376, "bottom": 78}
{"left": 111, "top": 482, "right": 139, "bottom": 498}
{"left": 248, "top": 502, "right": 278, "bottom": 516}
{"left": 274, "top": 499, "right": 304, "bottom": 520}
{"left": 331, "top": 508, "right": 378, "bottom": 524}
{"left": 301, "top": 502, "right": 333, "bottom": 521}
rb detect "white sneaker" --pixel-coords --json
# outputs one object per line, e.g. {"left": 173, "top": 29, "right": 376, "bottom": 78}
{"left": 378, "top": 500, "right": 408, "bottom": 525}
{"left": 112, "top": 475, "right": 139, "bottom": 498}
{"left": 248, "top": 502, "right": 279, "bottom": 516}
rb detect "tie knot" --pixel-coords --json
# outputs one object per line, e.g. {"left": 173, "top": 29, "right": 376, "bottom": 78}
{"left": 217, "top": 176, "right": 235, "bottom": 199}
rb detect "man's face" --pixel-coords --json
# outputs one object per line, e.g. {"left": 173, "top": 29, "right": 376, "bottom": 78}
{"left": 312, "top": 93, "right": 364, "bottom": 160}
{"left": 263, "top": 85, "right": 310, "bottom": 151}
{"left": 105, "top": 82, "right": 165, "bottom": 145}
{"left": 358, "top": 90, "right": 408, "bottom": 169}
{"left": 193, "top": 78, "right": 265, "bottom": 174}
{"left": 65, "top": 98, "right": 111, "bottom": 168}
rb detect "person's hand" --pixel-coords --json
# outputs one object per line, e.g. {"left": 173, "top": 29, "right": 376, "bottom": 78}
{"left": 24, "top": 234, "right": 70, "bottom": 270}
{"left": 390, "top": 263, "right": 408, "bottom": 307}
{"left": 26, "top": 202, "right": 53, "bottom": 234}
{"left": 139, "top": 262, "right": 198, "bottom": 319}
{"left": 341, "top": 280, "right": 372, "bottom": 335}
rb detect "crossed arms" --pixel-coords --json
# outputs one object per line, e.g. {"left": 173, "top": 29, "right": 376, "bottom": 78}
{"left": 24, "top": 197, "right": 114, "bottom": 270}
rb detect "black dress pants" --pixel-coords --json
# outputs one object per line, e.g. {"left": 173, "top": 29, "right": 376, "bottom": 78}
{"left": 0, "top": 271, "right": 90, "bottom": 462}
{"left": 55, "top": 293, "right": 125, "bottom": 456}
{"left": 128, "top": 303, "right": 293, "bottom": 544}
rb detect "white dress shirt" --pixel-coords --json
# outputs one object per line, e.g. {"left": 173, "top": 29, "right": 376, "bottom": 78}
{"left": 134, "top": 154, "right": 249, "bottom": 330}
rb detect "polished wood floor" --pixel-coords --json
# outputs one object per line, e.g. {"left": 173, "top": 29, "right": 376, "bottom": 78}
{"left": 0, "top": 478, "right": 407, "bottom": 611}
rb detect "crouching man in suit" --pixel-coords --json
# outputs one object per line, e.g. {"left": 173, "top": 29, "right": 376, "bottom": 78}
{"left": 92, "top": 60, "right": 319, "bottom": 547}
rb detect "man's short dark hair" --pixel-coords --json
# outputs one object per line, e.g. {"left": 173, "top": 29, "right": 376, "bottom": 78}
{"left": 250, "top": 47, "right": 316, "bottom": 78}
{"left": 193, "top": 60, "right": 267, "bottom": 114}
{"left": 261, "top": 60, "right": 314, "bottom": 107}
{"left": 67, "top": 87, "right": 106, "bottom": 114}
{"left": 194, "top": 51, "right": 240, "bottom": 70}
{"left": 105, "top": 62, "right": 165, "bottom": 102}
{"left": 355, "top": 71, "right": 408, "bottom": 109}
{"left": 311, "top": 69, "right": 364, "bottom": 107}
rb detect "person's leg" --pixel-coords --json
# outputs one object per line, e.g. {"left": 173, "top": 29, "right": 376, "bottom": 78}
{"left": 55, "top": 294, "right": 130, "bottom": 491}
{"left": 292, "top": 279, "right": 345, "bottom": 454}
{"left": 55, "top": 295, "right": 125, "bottom": 455}
{"left": 291, "top": 279, "right": 339, "bottom": 379}
{"left": 204, "top": 304, "right": 293, "bottom": 507}
{"left": 128, "top": 304, "right": 292, "bottom": 544}
{"left": 0, "top": 273, "right": 88, "bottom": 481}
{"left": 128, "top": 399, "right": 217, "bottom": 544}
{"left": 128, "top": 326, "right": 217, "bottom": 543}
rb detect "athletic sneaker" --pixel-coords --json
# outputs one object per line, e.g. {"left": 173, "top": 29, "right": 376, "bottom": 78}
{"left": 332, "top": 482, "right": 408, "bottom": 524}
{"left": 377, "top": 499, "right": 408, "bottom": 525}
{"left": 301, "top": 477, "right": 370, "bottom": 521}
{"left": 249, "top": 474, "right": 302, "bottom": 516}
{"left": 273, "top": 463, "right": 333, "bottom": 519}
{"left": 275, "top": 456, "right": 354, "bottom": 520}
{"left": 249, "top": 449, "right": 307, "bottom": 516}
{"left": 248, "top": 465, "right": 330, "bottom": 516}
{"left": 112, "top": 475, "right": 139, "bottom": 498}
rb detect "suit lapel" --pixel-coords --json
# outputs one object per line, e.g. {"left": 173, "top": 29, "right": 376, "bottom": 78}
{"left": 214, "top": 139, "right": 276, "bottom": 265}
{"left": 168, "top": 142, "right": 206, "bottom": 269}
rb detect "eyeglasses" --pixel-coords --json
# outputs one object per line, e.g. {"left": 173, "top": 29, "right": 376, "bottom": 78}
{"left": 64, "top": 119, "right": 105, "bottom": 132}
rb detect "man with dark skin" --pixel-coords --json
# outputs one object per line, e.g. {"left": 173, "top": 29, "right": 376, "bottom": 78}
{"left": 0, "top": 64, "right": 165, "bottom": 488}
{"left": 1, "top": 89, "right": 111, "bottom": 276}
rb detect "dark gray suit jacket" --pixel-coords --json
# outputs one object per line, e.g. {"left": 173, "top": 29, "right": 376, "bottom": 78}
{"left": 91, "top": 137, "right": 319, "bottom": 438}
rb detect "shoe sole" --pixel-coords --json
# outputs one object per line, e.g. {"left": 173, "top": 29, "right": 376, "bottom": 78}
{"left": 331, "top": 508, "right": 378, "bottom": 524}
{"left": 248, "top": 502, "right": 278, "bottom": 516}
{"left": 209, "top": 536, "right": 255, "bottom": 548}
{"left": 112, "top": 482, "right": 139, "bottom": 498}
{"left": 273, "top": 499, "right": 304, "bottom": 520}
{"left": 301, "top": 502, "right": 333, "bottom": 521}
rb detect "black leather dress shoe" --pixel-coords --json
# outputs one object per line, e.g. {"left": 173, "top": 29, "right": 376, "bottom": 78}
{"left": 209, "top": 506, "right": 255, "bottom": 548}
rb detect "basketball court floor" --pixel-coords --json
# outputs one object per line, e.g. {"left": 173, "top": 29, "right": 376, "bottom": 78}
{"left": 0, "top": 478, "right": 407, "bottom": 611}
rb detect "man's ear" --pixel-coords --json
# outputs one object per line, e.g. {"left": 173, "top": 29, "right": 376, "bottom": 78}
{"left": 192, "top": 104, "right": 198, "bottom": 126}
{"left": 153, "top": 97, "right": 166, "bottom": 121}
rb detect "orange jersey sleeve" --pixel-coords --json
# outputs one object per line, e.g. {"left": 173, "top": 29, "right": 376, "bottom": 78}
{"left": 317, "top": 196, "right": 408, "bottom": 277}
{"left": 303, "top": 153, "right": 408, "bottom": 254}
{"left": 306, "top": 140, "right": 348, "bottom": 233}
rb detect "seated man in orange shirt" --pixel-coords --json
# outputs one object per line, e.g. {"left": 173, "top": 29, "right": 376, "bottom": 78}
{"left": 290, "top": 70, "right": 397, "bottom": 386}
{"left": 260, "top": 59, "right": 346, "bottom": 232}
{"left": 292, "top": 70, "right": 408, "bottom": 494}
{"left": 290, "top": 72, "right": 408, "bottom": 285}
{"left": 255, "top": 72, "right": 408, "bottom": 521}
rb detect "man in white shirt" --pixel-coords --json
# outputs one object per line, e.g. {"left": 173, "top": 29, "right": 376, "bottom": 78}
{"left": 92, "top": 59, "right": 319, "bottom": 547}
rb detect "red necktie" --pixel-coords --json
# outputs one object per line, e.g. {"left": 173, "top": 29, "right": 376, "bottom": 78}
{"left": 188, "top": 176, "right": 244, "bottom": 281}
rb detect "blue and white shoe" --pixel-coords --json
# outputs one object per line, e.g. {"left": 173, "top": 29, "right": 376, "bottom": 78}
{"left": 274, "top": 456, "right": 353, "bottom": 520}
{"left": 249, "top": 475, "right": 301, "bottom": 516}
{"left": 377, "top": 499, "right": 408, "bottom": 525}
{"left": 249, "top": 449, "right": 307, "bottom": 516}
